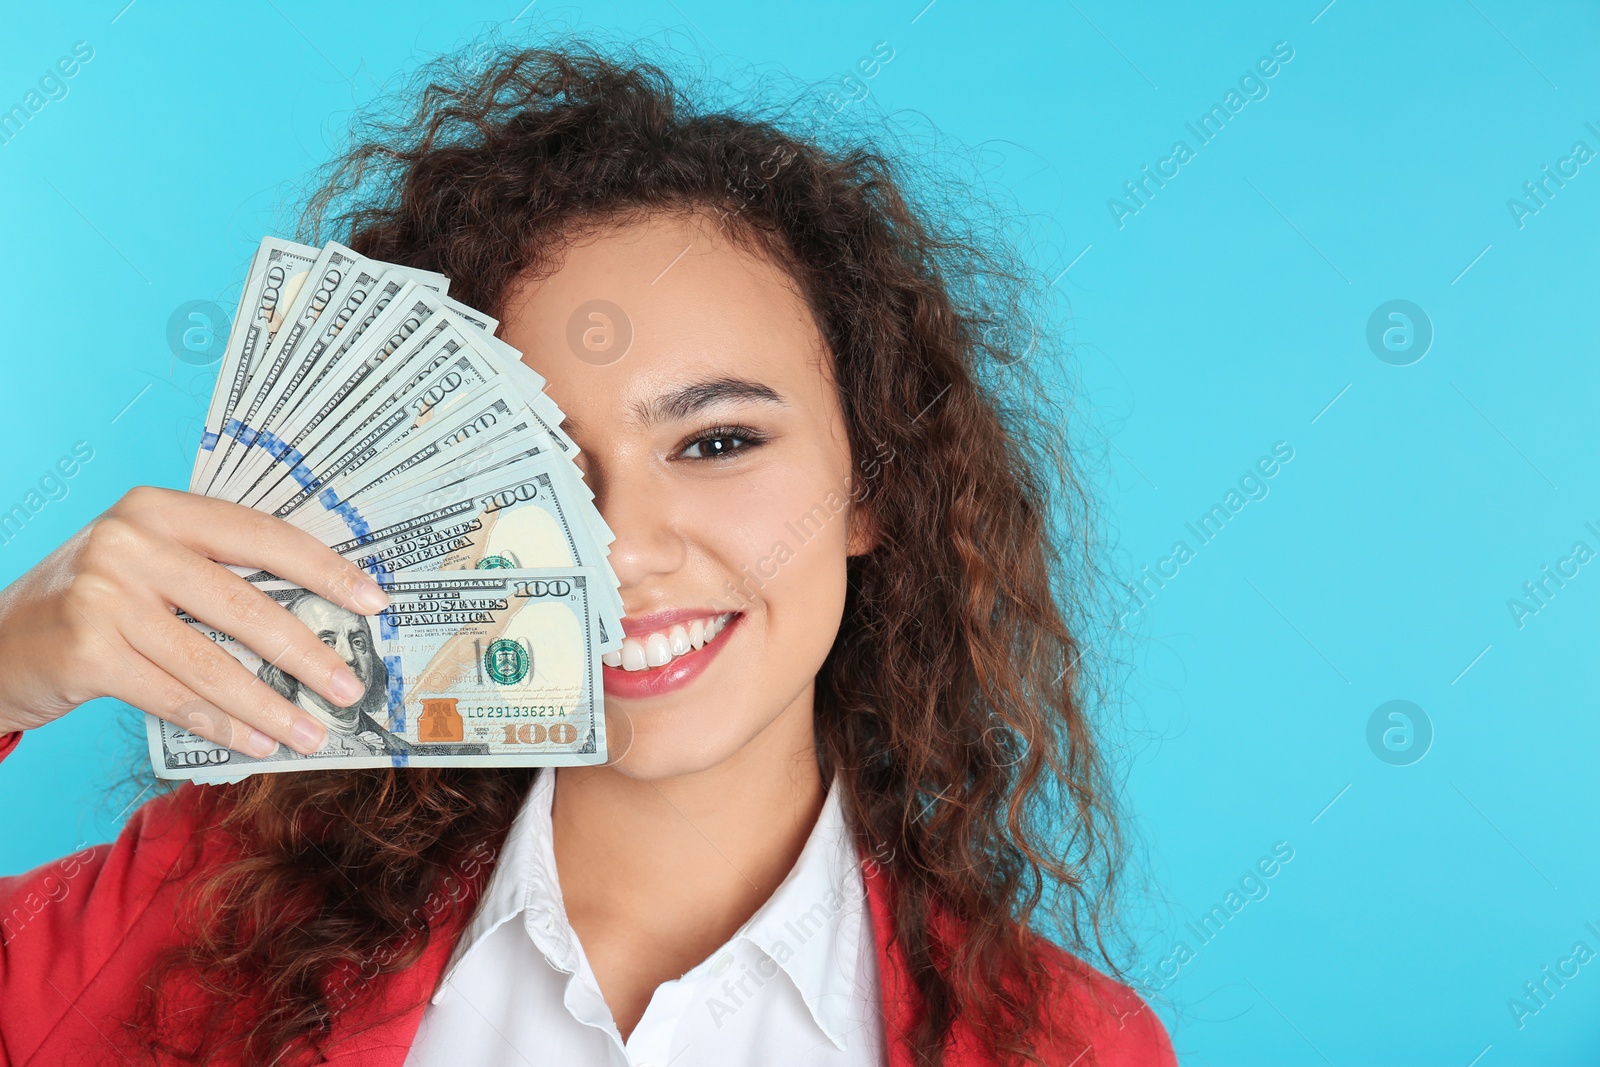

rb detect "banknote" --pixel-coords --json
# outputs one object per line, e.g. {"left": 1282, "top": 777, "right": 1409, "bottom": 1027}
{"left": 221, "top": 272, "right": 420, "bottom": 506}
{"left": 260, "top": 315, "right": 486, "bottom": 518}
{"left": 236, "top": 285, "right": 444, "bottom": 510}
{"left": 202, "top": 242, "right": 364, "bottom": 495}
{"left": 148, "top": 568, "right": 608, "bottom": 780}
{"left": 317, "top": 465, "right": 623, "bottom": 648}
{"left": 161, "top": 236, "right": 624, "bottom": 781}
{"left": 191, "top": 238, "right": 319, "bottom": 493}
{"left": 213, "top": 260, "right": 392, "bottom": 498}
{"left": 294, "top": 436, "right": 620, "bottom": 609}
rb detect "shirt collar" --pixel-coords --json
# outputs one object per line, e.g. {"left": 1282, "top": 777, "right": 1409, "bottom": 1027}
{"left": 737, "top": 778, "right": 870, "bottom": 1050}
{"left": 434, "top": 768, "right": 554, "bottom": 996}
{"left": 434, "top": 770, "right": 870, "bottom": 1051}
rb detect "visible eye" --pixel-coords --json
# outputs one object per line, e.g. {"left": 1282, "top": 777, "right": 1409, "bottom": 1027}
{"left": 677, "top": 424, "right": 768, "bottom": 461}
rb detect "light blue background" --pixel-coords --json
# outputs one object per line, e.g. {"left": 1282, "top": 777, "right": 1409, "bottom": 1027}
{"left": 2, "top": 2, "right": 1597, "bottom": 1064}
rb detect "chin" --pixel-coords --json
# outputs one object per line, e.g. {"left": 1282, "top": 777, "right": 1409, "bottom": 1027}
{"left": 597, "top": 711, "right": 746, "bottom": 781}
{"left": 597, "top": 693, "right": 795, "bottom": 782}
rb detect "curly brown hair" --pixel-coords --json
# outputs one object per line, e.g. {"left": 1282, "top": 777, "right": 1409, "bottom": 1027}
{"left": 129, "top": 36, "right": 1129, "bottom": 1067}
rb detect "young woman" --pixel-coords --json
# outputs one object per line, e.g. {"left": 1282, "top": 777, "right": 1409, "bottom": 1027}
{"left": 0, "top": 45, "right": 1176, "bottom": 1067}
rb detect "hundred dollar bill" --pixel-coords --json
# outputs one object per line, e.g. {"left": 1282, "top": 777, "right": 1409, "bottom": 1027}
{"left": 224, "top": 272, "right": 423, "bottom": 506}
{"left": 325, "top": 419, "right": 616, "bottom": 572}
{"left": 191, "top": 237, "right": 319, "bottom": 493}
{"left": 238, "top": 440, "right": 615, "bottom": 588}
{"left": 299, "top": 430, "right": 622, "bottom": 618}
{"left": 148, "top": 568, "right": 608, "bottom": 780}
{"left": 223, "top": 272, "right": 478, "bottom": 508}
{"left": 239, "top": 283, "right": 499, "bottom": 498}
{"left": 212, "top": 243, "right": 464, "bottom": 500}
{"left": 477, "top": 330, "right": 585, "bottom": 462}
{"left": 204, "top": 242, "right": 363, "bottom": 494}
{"left": 297, "top": 329, "right": 595, "bottom": 534}
{"left": 243, "top": 287, "right": 446, "bottom": 512}
{"left": 214, "top": 257, "right": 391, "bottom": 499}
{"left": 272, "top": 321, "right": 559, "bottom": 524}
{"left": 259, "top": 314, "right": 482, "bottom": 518}
{"left": 438, "top": 291, "right": 498, "bottom": 333}
{"left": 319, "top": 465, "right": 623, "bottom": 650}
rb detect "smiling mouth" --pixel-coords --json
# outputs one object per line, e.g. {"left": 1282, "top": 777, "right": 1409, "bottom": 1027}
{"left": 603, "top": 611, "right": 739, "bottom": 672}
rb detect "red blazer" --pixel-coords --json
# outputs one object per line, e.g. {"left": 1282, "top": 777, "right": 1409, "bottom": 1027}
{"left": 0, "top": 731, "right": 1175, "bottom": 1066}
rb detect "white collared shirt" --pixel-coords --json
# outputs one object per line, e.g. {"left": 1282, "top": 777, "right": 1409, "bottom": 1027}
{"left": 403, "top": 770, "right": 886, "bottom": 1067}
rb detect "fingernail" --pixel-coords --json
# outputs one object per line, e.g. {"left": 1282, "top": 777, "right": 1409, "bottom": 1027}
{"left": 291, "top": 718, "right": 327, "bottom": 754}
{"left": 246, "top": 729, "right": 279, "bottom": 758}
{"left": 350, "top": 578, "right": 389, "bottom": 614}
{"left": 329, "top": 667, "right": 364, "bottom": 705}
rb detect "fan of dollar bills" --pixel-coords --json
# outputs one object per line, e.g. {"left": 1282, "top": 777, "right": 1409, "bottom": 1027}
{"left": 147, "top": 237, "right": 623, "bottom": 783}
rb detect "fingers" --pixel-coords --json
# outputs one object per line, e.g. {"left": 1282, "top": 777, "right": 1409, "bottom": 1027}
{"left": 152, "top": 542, "right": 368, "bottom": 714}
{"left": 104, "top": 644, "right": 283, "bottom": 759}
{"left": 115, "top": 487, "right": 388, "bottom": 615}
{"left": 122, "top": 610, "right": 328, "bottom": 756}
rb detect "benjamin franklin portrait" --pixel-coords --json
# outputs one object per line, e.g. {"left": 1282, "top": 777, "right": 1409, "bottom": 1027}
{"left": 257, "top": 592, "right": 412, "bottom": 757}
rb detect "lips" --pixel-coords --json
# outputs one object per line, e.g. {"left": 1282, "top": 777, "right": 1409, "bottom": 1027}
{"left": 603, "top": 611, "right": 735, "bottom": 671}
{"left": 601, "top": 611, "right": 743, "bottom": 700}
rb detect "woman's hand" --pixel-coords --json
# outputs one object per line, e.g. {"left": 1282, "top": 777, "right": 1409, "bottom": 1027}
{"left": 0, "top": 485, "right": 390, "bottom": 758}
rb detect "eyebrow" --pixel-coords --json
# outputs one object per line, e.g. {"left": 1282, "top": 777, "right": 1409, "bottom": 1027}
{"left": 563, "top": 376, "right": 787, "bottom": 433}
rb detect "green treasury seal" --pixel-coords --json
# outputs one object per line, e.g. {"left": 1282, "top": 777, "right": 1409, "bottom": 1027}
{"left": 484, "top": 638, "right": 531, "bottom": 685}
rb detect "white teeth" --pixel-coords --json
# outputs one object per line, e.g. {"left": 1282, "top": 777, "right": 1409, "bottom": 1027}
{"left": 610, "top": 613, "right": 736, "bottom": 671}
{"left": 669, "top": 624, "right": 691, "bottom": 656}
{"left": 644, "top": 632, "right": 672, "bottom": 668}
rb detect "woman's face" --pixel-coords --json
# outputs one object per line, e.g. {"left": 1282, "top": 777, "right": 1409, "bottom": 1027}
{"left": 500, "top": 211, "right": 875, "bottom": 781}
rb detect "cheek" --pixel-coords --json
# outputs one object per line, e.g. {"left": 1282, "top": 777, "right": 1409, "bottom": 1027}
{"left": 690, "top": 446, "right": 853, "bottom": 630}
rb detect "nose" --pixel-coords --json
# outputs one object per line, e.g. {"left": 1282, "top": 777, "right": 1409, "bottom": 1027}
{"left": 591, "top": 459, "right": 687, "bottom": 596}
